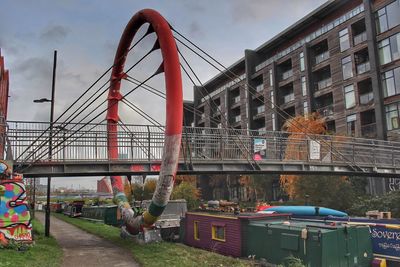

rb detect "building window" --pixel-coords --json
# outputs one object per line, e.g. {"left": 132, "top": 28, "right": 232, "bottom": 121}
{"left": 344, "top": 84, "right": 356, "bottom": 109}
{"left": 303, "top": 101, "right": 308, "bottom": 115}
{"left": 385, "top": 102, "right": 400, "bottom": 130}
{"left": 376, "top": 0, "right": 400, "bottom": 34}
{"left": 272, "top": 113, "right": 276, "bottom": 131}
{"left": 301, "top": 76, "right": 307, "bottom": 96}
{"left": 382, "top": 67, "right": 400, "bottom": 97}
{"left": 300, "top": 52, "right": 305, "bottom": 71}
{"left": 211, "top": 224, "right": 226, "bottom": 242}
{"left": 270, "top": 91, "right": 274, "bottom": 108}
{"left": 339, "top": 28, "right": 350, "bottom": 52}
{"left": 342, "top": 56, "right": 353, "bottom": 80}
{"left": 378, "top": 33, "right": 400, "bottom": 65}
{"left": 347, "top": 114, "right": 357, "bottom": 136}
{"left": 269, "top": 69, "right": 274, "bottom": 87}
{"left": 194, "top": 221, "right": 200, "bottom": 240}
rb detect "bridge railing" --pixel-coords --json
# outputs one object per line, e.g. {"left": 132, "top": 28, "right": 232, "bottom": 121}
{"left": 3, "top": 120, "right": 400, "bottom": 168}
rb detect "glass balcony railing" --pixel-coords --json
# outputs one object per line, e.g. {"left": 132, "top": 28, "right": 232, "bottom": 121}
{"left": 359, "top": 92, "right": 374, "bottom": 105}
{"left": 283, "top": 93, "right": 295, "bottom": 104}
{"left": 256, "top": 105, "right": 265, "bottom": 114}
{"left": 234, "top": 115, "right": 241, "bottom": 123}
{"left": 315, "top": 77, "right": 332, "bottom": 91}
{"left": 280, "top": 69, "right": 293, "bottom": 81}
{"left": 256, "top": 84, "right": 264, "bottom": 92}
{"left": 314, "top": 51, "right": 330, "bottom": 65}
{"left": 257, "top": 127, "right": 266, "bottom": 134}
{"left": 361, "top": 123, "right": 377, "bottom": 138}
{"left": 316, "top": 104, "right": 334, "bottom": 117}
{"left": 353, "top": 32, "right": 367, "bottom": 46}
{"left": 357, "top": 61, "right": 370, "bottom": 75}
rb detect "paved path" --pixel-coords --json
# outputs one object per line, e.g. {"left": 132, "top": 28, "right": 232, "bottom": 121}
{"left": 36, "top": 213, "right": 139, "bottom": 267}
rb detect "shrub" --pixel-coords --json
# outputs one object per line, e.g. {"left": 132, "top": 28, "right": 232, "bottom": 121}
{"left": 171, "top": 181, "right": 200, "bottom": 210}
{"left": 348, "top": 190, "right": 400, "bottom": 218}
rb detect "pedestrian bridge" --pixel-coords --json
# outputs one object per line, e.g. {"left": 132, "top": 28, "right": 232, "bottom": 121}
{"left": 2, "top": 120, "right": 400, "bottom": 178}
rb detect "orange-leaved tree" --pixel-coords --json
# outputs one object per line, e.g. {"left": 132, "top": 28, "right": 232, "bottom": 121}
{"left": 280, "top": 113, "right": 327, "bottom": 198}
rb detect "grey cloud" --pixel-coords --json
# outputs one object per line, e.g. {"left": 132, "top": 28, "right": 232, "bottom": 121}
{"left": 14, "top": 57, "right": 52, "bottom": 81}
{"left": 179, "top": 1, "right": 206, "bottom": 13}
{"left": 188, "top": 21, "right": 204, "bottom": 38}
{"left": 40, "top": 25, "right": 70, "bottom": 42}
{"left": 230, "top": 0, "right": 324, "bottom": 22}
{"left": 0, "top": 37, "right": 22, "bottom": 56}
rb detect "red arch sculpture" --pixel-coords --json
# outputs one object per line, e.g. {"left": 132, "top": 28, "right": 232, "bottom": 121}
{"left": 106, "top": 9, "right": 183, "bottom": 234}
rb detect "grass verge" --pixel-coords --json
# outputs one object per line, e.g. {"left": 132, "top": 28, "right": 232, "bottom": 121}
{"left": 52, "top": 213, "right": 253, "bottom": 267}
{"left": 0, "top": 219, "right": 62, "bottom": 267}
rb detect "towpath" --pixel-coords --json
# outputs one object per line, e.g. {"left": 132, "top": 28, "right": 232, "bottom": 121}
{"left": 36, "top": 212, "right": 139, "bottom": 267}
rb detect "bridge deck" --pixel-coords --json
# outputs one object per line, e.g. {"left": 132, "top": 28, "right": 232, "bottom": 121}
{"left": 3, "top": 121, "right": 400, "bottom": 177}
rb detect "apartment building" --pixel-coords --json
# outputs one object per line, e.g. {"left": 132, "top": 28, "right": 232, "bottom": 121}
{"left": 193, "top": 0, "right": 400, "bottom": 142}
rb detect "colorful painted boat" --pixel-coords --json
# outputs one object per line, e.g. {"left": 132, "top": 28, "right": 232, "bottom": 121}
{"left": 258, "top": 205, "right": 348, "bottom": 217}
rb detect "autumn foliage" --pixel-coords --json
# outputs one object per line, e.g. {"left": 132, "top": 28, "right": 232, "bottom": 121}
{"left": 175, "top": 175, "right": 197, "bottom": 186}
{"left": 130, "top": 178, "right": 158, "bottom": 201}
{"left": 280, "top": 113, "right": 327, "bottom": 198}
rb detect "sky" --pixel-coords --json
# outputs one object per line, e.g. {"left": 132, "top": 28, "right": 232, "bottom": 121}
{"left": 0, "top": 0, "right": 326, "bottom": 189}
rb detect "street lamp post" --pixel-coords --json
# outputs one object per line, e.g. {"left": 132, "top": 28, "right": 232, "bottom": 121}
{"left": 33, "top": 50, "right": 57, "bottom": 237}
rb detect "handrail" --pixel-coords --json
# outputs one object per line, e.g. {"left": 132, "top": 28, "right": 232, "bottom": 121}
{"left": 5, "top": 121, "right": 400, "bottom": 169}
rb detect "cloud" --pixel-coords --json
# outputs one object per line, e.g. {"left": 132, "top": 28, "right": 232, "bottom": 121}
{"left": 40, "top": 25, "right": 70, "bottom": 42}
{"left": 14, "top": 57, "right": 52, "bottom": 81}
{"left": 0, "top": 36, "right": 23, "bottom": 57}
{"left": 230, "top": 0, "right": 325, "bottom": 23}
{"left": 179, "top": 1, "right": 206, "bottom": 13}
{"left": 188, "top": 21, "right": 204, "bottom": 38}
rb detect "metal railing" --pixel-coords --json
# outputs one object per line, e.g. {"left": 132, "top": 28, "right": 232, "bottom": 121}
{"left": 280, "top": 69, "right": 293, "bottom": 81}
{"left": 316, "top": 104, "right": 334, "bottom": 117}
{"left": 257, "top": 127, "right": 266, "bottom": 135}
{"left": 361, "top": 123, "right": 377, "bottom": 138}
{"left": 314, "top": 51, "right": 330, "bottom": 65}
{"left": 357, "top": 61, "right": 370, "bottom": 75}
{"left": 353, "top": 32, "right": 367, "bottom": 46}
{"left": 315, "top": 77, "right": 332, "bottom": 91}
{"left": 3, "top": 121, "right": 400, "bottom": 168}
{"left": 283, "top": 93, "right": 295, "bottom": 104}
{"left": 359, "top": 91, "right": 374, "bottom": 105}
{"left": 255, "top": 105, "right": 265, "bottom": 114}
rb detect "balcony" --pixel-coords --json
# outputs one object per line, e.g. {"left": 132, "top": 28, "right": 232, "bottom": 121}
{"left": 234, "top": 115, "right": 241, "bottom": 123}
{"left": 257, "top": 127, "right": 266, "bottom": 135}
{"left": 315, "top": 77, "right": 332, "bottom": 91}
{"left": 256, "top": 105, "right": 265, "bottom": 114}
{"left": 280, "top": 69, "right": 293, "bottom": 81}
{"left": 353, "top": 32, "right": 367, "bottom": 46}
{"left": 316, "top": 104, "right": 334, "bottom": 117}
{"left": 361, "top": 123, "right": 377, "bottom": 138}
{"left": 213, "top": 108, "right": 221, "bottom": 116}
{"left": 314, "top": 51, "right": 330, "bottom": 65}
{"left": 357, "top": 61, "right": 370, "bottom": 75}
{"left": 256, "top": 84, "right": 264, "bottom": 92}
{"left": 359, "top": 92, "right": 374, "bottom": 105}
{"left": 283, "top": 93, "right": 295, "bottom": 104}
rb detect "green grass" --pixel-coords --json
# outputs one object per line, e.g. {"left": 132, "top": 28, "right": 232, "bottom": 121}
{"left": 53, "top": 213, "right": 253, "bottom": 267}
{"left": 0, "top": 219, "right": 62, "bottom": 267}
